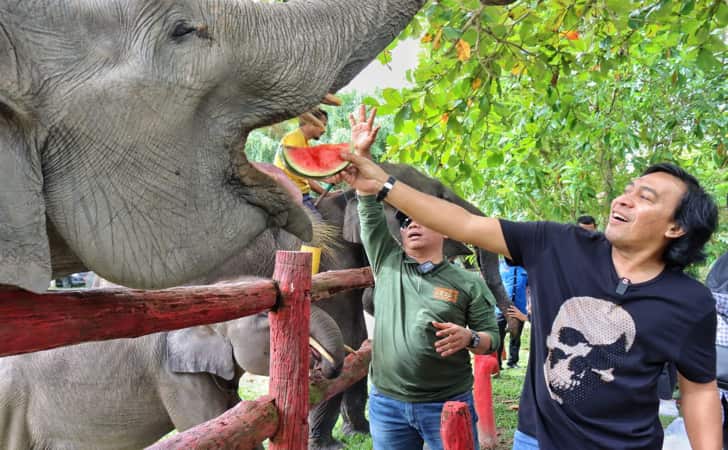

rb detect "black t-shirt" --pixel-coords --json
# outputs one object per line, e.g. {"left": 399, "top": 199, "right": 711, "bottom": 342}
{"left": 501, "top": 220, "right": 716, "bottom": 450}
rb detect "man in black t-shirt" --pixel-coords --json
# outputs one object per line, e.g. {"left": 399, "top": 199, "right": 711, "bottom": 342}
{"left": 338, "top": 114, "right": 721, "bottom": 450}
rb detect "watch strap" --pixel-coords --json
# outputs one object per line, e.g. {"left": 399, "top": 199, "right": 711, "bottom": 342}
{"left": 375, "top": 176, "right": 396, "bottom": 202}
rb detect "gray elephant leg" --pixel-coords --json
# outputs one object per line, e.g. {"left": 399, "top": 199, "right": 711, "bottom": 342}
{"left": 308, "top": 394, "right": 344, "bottom": 450}
{"left": 341, "top": 376, "right": 370, "bottom": 435}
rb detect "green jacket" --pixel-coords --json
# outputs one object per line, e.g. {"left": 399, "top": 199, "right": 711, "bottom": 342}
{"left": 359, "top": 195, "right": 499, "bottom": 402}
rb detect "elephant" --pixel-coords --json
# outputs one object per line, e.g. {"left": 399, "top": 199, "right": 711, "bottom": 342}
{"left": 0, "top": 302, "right": 345, "bottom": 450}
{"left": 191, "top": 162, "right": 513, "bottom": 450}
{"left": 0, "top": 0, "right": 433, "bottom": 293}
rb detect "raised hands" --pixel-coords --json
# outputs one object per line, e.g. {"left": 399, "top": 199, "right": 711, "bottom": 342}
{"left": 326, "top": 105, "right": 389, "bottom": 195}
{"left": 349, "top": 104, "right": 380, "bottom": 157}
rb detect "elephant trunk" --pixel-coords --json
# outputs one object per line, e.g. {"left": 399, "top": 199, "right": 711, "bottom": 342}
{"left": 215, "top": 0, "right": 425, "bottom": 129}
{"left": 309, "top": 305, "right": 345, "bottom": 379}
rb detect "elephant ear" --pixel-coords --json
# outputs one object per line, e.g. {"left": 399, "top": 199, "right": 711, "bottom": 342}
{"left": 0, "top": 30, "right": 51, "bottom": 293}
{"left": 166, "top": 326, "right": 235, "bottom": 381}
{"left": 342, "top": 194, "right": 362, "bottom": 244}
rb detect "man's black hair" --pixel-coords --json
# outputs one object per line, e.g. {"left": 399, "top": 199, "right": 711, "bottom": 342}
{"left": 577, "top": 215, "right": 596, "bottom": 226}
{"left": 642, "top": 162, "right": 718, "bottom": 269}
{"left": 298, "top": 108, "right": 328, "bottom": 126}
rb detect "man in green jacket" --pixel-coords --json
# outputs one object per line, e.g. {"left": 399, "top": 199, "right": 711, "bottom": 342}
{"left": 348, "top": 106, "right": 499, "bottom": 450}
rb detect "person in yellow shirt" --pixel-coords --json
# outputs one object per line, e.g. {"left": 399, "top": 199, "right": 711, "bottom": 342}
{"left": 274, "top": 108, "right": 329, "bottom": 219}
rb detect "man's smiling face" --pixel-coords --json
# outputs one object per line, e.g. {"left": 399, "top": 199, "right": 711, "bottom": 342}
{"left": 605, "top": 171, "right": 687, "bottom": 251}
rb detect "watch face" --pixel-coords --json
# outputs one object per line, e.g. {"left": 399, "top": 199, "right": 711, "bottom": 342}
{"left": 470, "top": 331, "right": 480, "bottom": 348}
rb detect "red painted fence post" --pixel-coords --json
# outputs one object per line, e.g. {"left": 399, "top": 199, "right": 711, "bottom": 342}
{"left": 441, "top": 401, "right": 475, "bottom": 450}
{"left": 474, "top": 353, "right": 499, "bottom": 449}
{"left": 268, "top": 251, "right": 311, "bottom": 450}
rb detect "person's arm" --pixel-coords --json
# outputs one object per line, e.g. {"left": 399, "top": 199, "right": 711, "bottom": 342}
{"left": 339, "top": 148, "right": 510, "bottom": 258}
{"left": 507, "top": 305, "right": 528, "bottom": 322}
{"left": 433, "top": 278, "right": 500, "bottom": 357}
{"left": 357, "top": 195, "right": 399, "bottom": 274}
{"left": 308, "top": 179, "right": 326, "bottom": 195}
{"left": 432, "top": 322, "right": 493, "bottom": 356}
{"left": 678, "top": 374, "right": 722, "bottom": 449}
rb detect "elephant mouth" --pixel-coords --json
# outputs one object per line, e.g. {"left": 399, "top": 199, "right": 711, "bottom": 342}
{"left": 227, "top": 94, "right": 343, "bottom": 243}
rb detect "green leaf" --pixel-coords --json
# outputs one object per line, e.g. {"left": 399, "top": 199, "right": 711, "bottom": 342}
{"left": 696, "top": 47, "right": 720, "bottom": 72}
{"left": 443, "top": 26, "right": 461, "bottom": 40}
{"left": 680, "top": 0, "right": 695, "bottom": 16}
{"left": 382, "top": 88, "right": 403, "bottom": 106}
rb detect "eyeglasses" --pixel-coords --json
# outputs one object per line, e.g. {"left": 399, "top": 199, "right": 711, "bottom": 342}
{"left": 399, "top": 217, "right": 412, "bottom": 229}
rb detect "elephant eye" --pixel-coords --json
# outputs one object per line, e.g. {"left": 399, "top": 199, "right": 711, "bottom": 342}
{"left": 171, "top": 21, "right": 196, "bottom": 40}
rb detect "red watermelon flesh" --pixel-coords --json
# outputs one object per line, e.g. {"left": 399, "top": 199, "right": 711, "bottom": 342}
{"left": 282, "top": 143, "right": 350, "bottom": 179}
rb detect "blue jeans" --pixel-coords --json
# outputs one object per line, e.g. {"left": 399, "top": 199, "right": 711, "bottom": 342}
{"left": 512, "top": 430, "right": 539, "bottom": 450}
{"left": 369, "top": 385, "right": 479, "bottom": 450}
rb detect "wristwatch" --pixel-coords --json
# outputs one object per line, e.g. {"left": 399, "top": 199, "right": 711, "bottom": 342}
{"left": 467, "top": 330, "right": 480, "bottom": 349}
{"left": 375, "top": 176, "right": 396, "bottom": 202}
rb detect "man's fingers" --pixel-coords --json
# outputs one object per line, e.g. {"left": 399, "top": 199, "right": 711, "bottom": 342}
{"left": 358, "top": 104, "right": 366, "bottom": 122}
{"left": 371, "top": 125, "right": 381, "bottom": 141}
{"left": 348, "top": 113, "right": 356, "bottom": 127}
{"left": 367, "top": 107, "right": 377, "bottom": 128}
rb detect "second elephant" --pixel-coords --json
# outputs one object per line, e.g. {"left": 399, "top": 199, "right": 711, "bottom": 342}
{"left": 0, "top": 304, "right": 344, "bottom": 450}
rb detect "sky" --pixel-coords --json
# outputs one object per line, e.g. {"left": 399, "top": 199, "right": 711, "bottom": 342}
{"left": 340, "top": 39, "right": 420, "bottom": 94}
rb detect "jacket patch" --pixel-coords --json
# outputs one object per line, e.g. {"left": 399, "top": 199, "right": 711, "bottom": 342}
{"left": 433, "top": 287, "right": 459, "bottom": 303}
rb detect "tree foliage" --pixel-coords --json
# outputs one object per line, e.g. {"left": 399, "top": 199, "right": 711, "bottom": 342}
{"left": 363, "top": 0, "right": 726, "bottom": 265}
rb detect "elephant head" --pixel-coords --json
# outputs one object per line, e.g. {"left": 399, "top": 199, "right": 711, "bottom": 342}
{"left": 0, "top": 0, "right": 431, "bottom": 292}
{"left": 167, "top": 304, "right": 345, "bottom": 381}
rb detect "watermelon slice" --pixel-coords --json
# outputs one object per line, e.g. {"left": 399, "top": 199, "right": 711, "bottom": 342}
{"left": 281, "top": 143, "right": 351, "bottom": 180}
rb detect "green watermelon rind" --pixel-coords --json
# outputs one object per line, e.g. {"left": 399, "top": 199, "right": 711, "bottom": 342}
{"left": 282, "top": 145, "right": 351, "bottom": 180}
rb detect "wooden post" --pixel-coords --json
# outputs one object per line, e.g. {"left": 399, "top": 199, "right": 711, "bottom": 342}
{"left": 474, "top": 353, "right": 499, "bottom": 449}
{"left": 441, "top": 401, "right": 475, "bottom": 450}
{"left": 268, "top": 251, "right": 311, "bottom": 450}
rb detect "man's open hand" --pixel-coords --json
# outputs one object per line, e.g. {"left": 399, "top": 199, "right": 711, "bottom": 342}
{"left": 349, "top": 105, "right": 380, "bottom": 157}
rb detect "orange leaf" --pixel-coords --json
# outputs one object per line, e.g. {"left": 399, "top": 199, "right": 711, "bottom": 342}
{"left": 456, "top": 39, "right": 471, "bottom": 62}
{"left": 441, "top": 113, "right": 449, "bottom": 124}
{"left": 562, "top": 30, "right": 579, "bottom": 41}
{"left": 471, "top": 77, "right": 482, "bottom": 90}
{"left": 433, "top": 29, "right": 443, "bottom": 50}
{"left": 421, "top": 33, "right": 433, "bottom": 44}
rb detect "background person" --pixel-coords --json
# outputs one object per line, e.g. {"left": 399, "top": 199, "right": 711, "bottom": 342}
{"left": 274, "top": 108, "right": 330, "bottom": 217}
{"left": 495, "top": 258, "right": 528, "bottom": 369}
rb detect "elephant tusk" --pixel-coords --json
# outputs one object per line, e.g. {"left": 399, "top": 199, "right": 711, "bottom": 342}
{"left": 343, "top": 344, "right": 356, "bottom": 354}
{"left": 309, "top": 336, "right": 335, "bottom": 365}
{"left": 321, "top": 93, "right": 342, "bottom": 106}
{"left": 300, "top": 112, "right": 325, "bottom": 130}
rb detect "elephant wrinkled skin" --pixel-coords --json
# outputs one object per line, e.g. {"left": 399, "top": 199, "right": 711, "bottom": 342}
{"left": 0, "top": 0, "right": 430, "bottom": 292}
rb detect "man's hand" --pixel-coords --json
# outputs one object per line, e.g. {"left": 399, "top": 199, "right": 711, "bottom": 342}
{"left": 507, "top": 305, "right": 528, "bottom": 322}
{"left": 337, "top": 152, "right": 388, "bottom": 195}
{"left": 432, "top": 321, "right": 471, "bottom": 357}
{"left": 349, "top": 105, "right": 380, "bottom": 157}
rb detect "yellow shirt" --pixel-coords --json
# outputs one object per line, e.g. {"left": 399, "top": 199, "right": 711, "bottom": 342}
{"left": 274, "top": 128, "right": 310, "bottom": 194}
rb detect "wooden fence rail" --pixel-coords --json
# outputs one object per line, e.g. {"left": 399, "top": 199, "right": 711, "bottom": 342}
{"left": 0, "top": 267, "right": 373, "bottom": 357}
